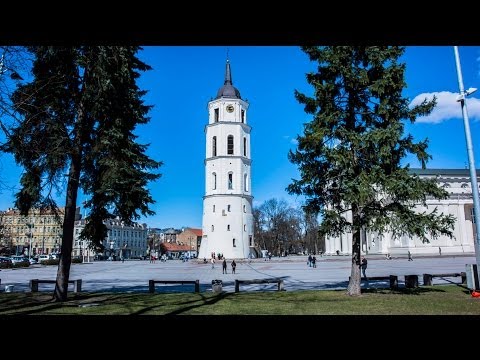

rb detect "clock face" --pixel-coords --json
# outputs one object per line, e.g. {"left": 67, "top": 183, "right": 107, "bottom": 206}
{"left": 226, "top": 104, "right": 234, "bottom": 113}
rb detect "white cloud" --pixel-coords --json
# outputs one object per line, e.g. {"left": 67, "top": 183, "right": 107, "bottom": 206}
{"left": 283, "top": 135, "right": 299, "bottom": 145}
{"left": 409, "top": 91, "right": 480, "bottom": 124}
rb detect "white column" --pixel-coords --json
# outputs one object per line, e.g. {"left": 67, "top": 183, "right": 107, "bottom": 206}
{"left": 458, "top": 203, "right": 470, "bottom": 249}
{"left": 341, "top": 233, "right": 349, "bottom": 254}
{"left": 334, "top": 235, "right": 341, "bottom": 254}
{"left": 325, "top": 235, "right": 333, "bottom": 254}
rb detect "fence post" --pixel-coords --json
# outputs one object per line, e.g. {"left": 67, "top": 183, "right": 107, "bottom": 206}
{"left": 149, "top": 280, "right": 155, "bottom": 293}
{"left": 195, "top": 279, "right": 200, "bottom": 293}
{"left": 423, "top": 274, "right": 433, "bottom": 286}
{"left": 389, "top": 275, "right": 398, "bottom": 289}
{"left": 405, "top": 275, "right": 419, "bottom": 288}
{"left": 30, "top": 279, "right": 39, "bottom": 292}
{"left": 235, "top": 280, "right": 240, "bottom": 293}
{"left": 277, "top": 280, "right": 284, "bottom": 291}
{"left": 74, "top": 279, "right": 82, "bottom": 293}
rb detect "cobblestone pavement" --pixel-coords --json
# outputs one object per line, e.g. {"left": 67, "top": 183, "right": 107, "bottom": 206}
{"left": 0, "top": 254, "right": 476, "bottom": 293}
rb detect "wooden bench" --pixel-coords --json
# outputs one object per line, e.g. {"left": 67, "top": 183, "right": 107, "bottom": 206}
{"left": 30, "top": 279, "right": 82, "bottom": 293}
{"left": 423, "top": 272, "right": 467, "bottom": 286}
{"left": 349, "top": 275, "right": 398, "bottom": 289}
{"left": 234, "top": 278, "right": 284, "bottom": 293}
{"left": 149, "top": 280, "right": 200, "bottom": 293}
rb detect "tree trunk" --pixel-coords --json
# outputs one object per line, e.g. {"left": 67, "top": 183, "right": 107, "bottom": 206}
{"left": 54, "top": 154, "right": 81, "bottom": 301}
{"left": 347, "top": 205, "right": 362, "bottom": 296}
{"left": 54, "top": 107, "right": 85, "bottom": 302}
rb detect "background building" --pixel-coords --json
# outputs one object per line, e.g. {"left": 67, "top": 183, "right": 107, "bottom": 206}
{"left": 0, "top": 207, "right": 80, "bottom": 256}
{"left": 325, "top": 169, "right": 479, "bottom": 256}
{"left": 73, "top": 217, "right": 148, "bottom": 260}
{"left": 176, "top": 227, "right": 202, "bottom": 257}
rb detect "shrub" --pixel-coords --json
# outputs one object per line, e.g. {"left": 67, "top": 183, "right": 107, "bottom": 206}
{"left": 40, "top": 259, "right": 59, "bottom": 266}
{"left": 12, "top": 261, "right": 30, "bottom": 268}
{"left": 0, "top": 262, "right": 13, "bottom": 269}
{"left": 72, "top": 257, "right": 82, "bottom": 264}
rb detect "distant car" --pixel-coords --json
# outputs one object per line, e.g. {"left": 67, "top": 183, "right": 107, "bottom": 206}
{"left": 0, "top": 256, "right": 13, "bottom": 265}
{"left": 10, "top": 255, "right": 30, "bottom": 265}
{"left": 38, "top": 254, "right": 52, "bottom": 262}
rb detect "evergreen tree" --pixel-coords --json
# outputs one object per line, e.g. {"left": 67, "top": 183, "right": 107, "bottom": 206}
{"left": 1, "top": 46, "right": 161, "bottom": 301}
{"left": 288, "top": 46, "right": 455, "bottom": 295}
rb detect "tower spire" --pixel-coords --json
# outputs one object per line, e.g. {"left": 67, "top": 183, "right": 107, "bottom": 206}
{"left": 224, "top": 57, "right": 232, "bottom": 85}
{"left": 216, "top": 56, "right": 240, "bottom": 99}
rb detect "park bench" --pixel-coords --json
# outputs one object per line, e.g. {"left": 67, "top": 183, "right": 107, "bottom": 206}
{"left": 423, "top": 272, "right": 467, "bottom": 286}
{"left": 349, "top": 275, "right": 398, "bottom": 289}
{"left": 234, "top": 278, "right": 284, "bottom": 293}
{"left": 30, "top": 279, "right": 82, "bottom": 293}
{"left": 148, "top": 279, "right": 200, "bottom": 293}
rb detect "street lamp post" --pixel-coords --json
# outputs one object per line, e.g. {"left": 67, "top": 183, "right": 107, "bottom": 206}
{"left": 26, "top": 223, "right": 33, "bottom": 260}
{"left": 42, "top": 217, "right": 45, "bottom": 255}
{"left": 189, "top": 235, "right": 192, "bottom": 259}
{"left": 454, "top": 46, "right": 480, "bottom": 284}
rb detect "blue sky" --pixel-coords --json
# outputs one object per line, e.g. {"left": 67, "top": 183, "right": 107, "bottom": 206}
{"left": 1, "top": 46, "right": 479, "bottom": 229}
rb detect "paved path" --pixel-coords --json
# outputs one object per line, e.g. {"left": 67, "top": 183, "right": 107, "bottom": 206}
{"left": 0, "top": 254, "right": 476, "bottom": 293}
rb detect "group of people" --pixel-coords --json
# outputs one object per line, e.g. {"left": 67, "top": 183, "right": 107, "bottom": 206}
{"left": 222, "top": 258, "right": 236, "bottom": 274}
{"left": 209, "top": 257, "right": 237, "bottom": 274}
{"left": 307, "top": 254, "right": 317, "bottom": 268}
{"left": 210, "top": 252, "right": 225, "bottom": 261}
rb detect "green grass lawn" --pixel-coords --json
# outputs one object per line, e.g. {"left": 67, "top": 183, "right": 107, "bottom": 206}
{"left": 1, "top": 285, "right": 479, "bottom": 315}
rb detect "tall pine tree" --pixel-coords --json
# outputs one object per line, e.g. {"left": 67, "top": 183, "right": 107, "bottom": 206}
{"left": 1, "top": 46, "right": 161, "bottom": 301}
{"left": 288, "top": 46, "right": 455, "bottom": 295}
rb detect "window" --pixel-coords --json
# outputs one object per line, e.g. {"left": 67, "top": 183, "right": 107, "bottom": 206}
{"left": 233, "top": 238, "right": 236, "bottom": 247}
{"left": 243, "top": 137, "right": 247, "bottom": 156}
{"left": 243, "top": 204, "right": 246, "bottom": 213}
{"left": 227, "top": 135, "right": 234, "bottom": 155}
{"left": 227, "top": 225, "right": 230, "bottom": 231}
{"left": 249, "top": 235, "right": 253, "bottom": 246}
{"left": 212, "top": 136, "right": 217, "bottom": 156}
{"left": 244, "top": 224, "right": 246, "bottom": 232}
{"left": 214, "top": 108, "right": 219, "bottom": 122}
{"left": 244, "top": 174, "right": 248, "bottom": 192}
{"left": 228, "top": 173, "right": 233, "bottom": 189}
{"left": 227, "top": 204, "right": 231, "bottom": 212}
{"left": 211, "top": 225, "right": 214, "bottom": 232}
{"left": 213, "top": 205, "right": 215, "bottom": 212}
{"left": 241, "top": 109, "right": 245, "bottom": 123}
{"left": 212, "top": 172, "right": 217, "bottom": 190}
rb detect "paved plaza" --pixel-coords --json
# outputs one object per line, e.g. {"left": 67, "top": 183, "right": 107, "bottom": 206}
{"left": 0, "top": 254, "right": 476, "bottom": 294}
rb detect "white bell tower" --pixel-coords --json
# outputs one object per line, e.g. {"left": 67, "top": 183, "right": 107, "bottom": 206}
{"left": 198, "top": 58, "right": 254, "bottom": 260}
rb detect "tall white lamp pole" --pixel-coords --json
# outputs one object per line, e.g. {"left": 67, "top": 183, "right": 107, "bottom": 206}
{"left": 454, "top": 46, "right": 480, "bottom": 285}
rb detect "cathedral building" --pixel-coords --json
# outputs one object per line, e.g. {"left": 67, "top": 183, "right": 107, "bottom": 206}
{"left": 325, "top": 169, "right": 479, "bottom": 256}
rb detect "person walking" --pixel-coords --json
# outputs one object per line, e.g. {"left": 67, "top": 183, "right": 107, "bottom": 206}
{"left": 211, "top": 257, "right": 215, "bottom": 269}
{"left": 222, "top": 258, "right": 227, "bottom": 274}
{"left": 360, "top": 256, "right": 368, "bottom": 279}
{"left": 408, "top": 251, "right": 413, "bottom": 261}
{"left": 231, "top": 259, "right": 236, "bottom": 274}
{"left": 439, "top": 247, "right": 442, "bottom": 256}
{"left": 312, "top": 256, "right": 317, "bottom": 268}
